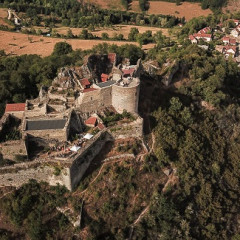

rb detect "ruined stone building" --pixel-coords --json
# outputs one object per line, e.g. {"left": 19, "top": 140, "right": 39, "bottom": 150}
{"left": 0, "top": 53, "right": 143, "bottom": 191}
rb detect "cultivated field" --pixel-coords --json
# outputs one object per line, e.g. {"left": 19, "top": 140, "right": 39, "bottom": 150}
{"left": 54, "top": 25, "right": 170, "bottom": 38}
{"left": 132, "top": 1, "right": 212, "bottom": 21}
{"left": 0, "top": 30, "right": 138, "bottom": 57}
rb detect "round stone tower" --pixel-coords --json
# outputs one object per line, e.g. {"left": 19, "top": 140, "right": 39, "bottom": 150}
{"left": 112, "top": 77, "right": 140, "bottom": 114}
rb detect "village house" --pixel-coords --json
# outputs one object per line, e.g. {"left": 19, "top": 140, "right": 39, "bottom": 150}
{"left": 223, "top": 46, "right": 237, "bottom": 57}
{"left": 231, "top": 28, "right": 240, "bottom": 38}
{"left": 198, "top": 27, "right": 211, "bottom": 34}
{"left": 233, "top": 19, "right": 240, "bottom": 26}
{"left": 189, "top": 33, "right": 212, "bottom": 44}
{"left": 5, "top": 103, "right": 26, "bottom": 119}
{"left": 222, "top": 37, "right": 237, "bottom": 45}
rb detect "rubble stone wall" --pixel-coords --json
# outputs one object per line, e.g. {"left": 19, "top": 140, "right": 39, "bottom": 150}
{"left": 70, "top": 130, "right": 113, "bottom": 190}
{"left": 109, "top": 116, "right": 143, "bottom": 139}
{"left": 0, "top": 139, "right": 28, "bottom": 161}
{"left": 25, "top": 128, "right": 68, "bottom": 141}
{"left": 0, "top": 162, "right": 71, "bottom": 190}
{"left": 77, "top": 87, "right": 112, "bottom": 113}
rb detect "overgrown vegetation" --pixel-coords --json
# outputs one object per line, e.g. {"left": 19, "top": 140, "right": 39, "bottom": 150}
{"left": 0, "top": 180, "right": 70, "bottom": 239}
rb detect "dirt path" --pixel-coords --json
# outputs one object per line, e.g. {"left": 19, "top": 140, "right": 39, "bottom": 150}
{"left": 73, "top": 156, "right": 134, "bottom": 196}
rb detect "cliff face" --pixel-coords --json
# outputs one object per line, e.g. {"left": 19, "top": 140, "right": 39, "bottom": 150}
{"left": 162, "top": 60, "right": 180, "bottom": 86}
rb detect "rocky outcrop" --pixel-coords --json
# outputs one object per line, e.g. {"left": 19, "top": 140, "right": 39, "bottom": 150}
{"left": 162, "top": 60, "right": 180, "bottom": 86}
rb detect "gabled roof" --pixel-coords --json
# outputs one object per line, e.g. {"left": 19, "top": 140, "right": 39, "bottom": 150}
{"left": 189, "top": 35, "right": 196, "bottom": 41}
{"left": 101, "top": 73, "right": 109, "bottom": 82}
{"left": 122, "top": 68, "right": 135, "bottom": 76}
{"left": 222, "top": 37, "right": 230, "bottom": 41}
{"left": 198, "top": 27, "right": 211, "bottom": 34}
{"left": 85, "top": 117, "right": 97, "bottom": 126}
{"left": 80, "top": 78, "right": 90, "bottom": 88}
{"left": 193, "top": 33, "right": 212, "bottom": 38}
{"left": 97, "top": 123, "right": 105, "bottom": 130}
{"left": 5, "top": 103, "right": 25, "bottom": 112}
{"left": 83, "top": 88, "right": 97, "bottom": 93}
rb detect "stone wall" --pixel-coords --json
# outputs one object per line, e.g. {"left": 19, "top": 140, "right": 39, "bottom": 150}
{"left": 0, "top": 130, "right": 113, "bottom": 191}
{"left": 109, "top": 116, "right": 143, "bottom": 139}
{"left": 112, "top": 81, "right": 140, "bottom": 113}
{"left": 25, "top": 128, "right": 68, "bottom": 142}
{"left": 70, "top": 130, "right": 113, "bottom": 190}
{"left": 0, "top": 161, "right": 71, "bottom": 190}
{"left": 0, "top": 139, "right": 28, "bottom": 161}
{"left": 77, "top": 87, "right": 112, "bottom": 113}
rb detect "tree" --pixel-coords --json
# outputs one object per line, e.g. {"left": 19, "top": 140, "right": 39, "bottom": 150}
{"left": 128, "top": 27, "right": 139, "bottom": 41}
{"left": 101, "top": 32, "right": 109, "bottom": 40}
{"left": 52, "top": 42, "right": 73, "bottom": 55}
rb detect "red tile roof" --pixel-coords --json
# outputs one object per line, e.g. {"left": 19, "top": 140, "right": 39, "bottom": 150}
{"left": 97, "top": 123, "right": 105, "bottom": 130}
{"left": 193, "top": 33, "right": 212, "bottom": 38}
{"left": 101, "top": 73, "right": 108, "bottom": 82}
{"left": 198, "top": 27, "right": 211, "bottom": 34}
{"left": 123, "top": 68, "right": 135, "bottom": 76}
{"left": 222, "top": 37, "right": 230, "bottom": 41}
{"left": 85, "top": 117, "right": 97, "bottom": 126}
{"left": 5, "top": 103, "right": 25, "bottom": 112}
{"left": 189, "top": 35, "right": 196, "bottom": 41}
{"left": 80, "top": 78, "right": 90, "bottom": 88}
{"left": 83, "top": 88, "right": 97, "bottom": 93}
{"left": 230, "top": 39, "right": 236, "bottom": 44}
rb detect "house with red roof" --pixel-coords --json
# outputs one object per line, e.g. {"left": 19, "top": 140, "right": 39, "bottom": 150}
{"left": 189, "top": 33, "right": 212, "bottom": 44}
{"left": 223, "top": 46, "right": 237, "bottom": 57}
{"left": 189, "top": 35, "right": 197, "bottom": 44}
{"left": 85, "top": 116, "right": 98, "bottom": 127}
{"left": 198, "top": 27, "right": 211, "bottom": 34}
{"left": 234, "top": 19, "right": 240, "bottom": 26}
{"left": 97, "top": 123, "right": 105, "bottom": 130}
{"left": 122, "top": 68, "right": 135, "bottom": 78}
{"left": 80, "top": 78, "right": 91, "bottom": 89}
{"left": 101, "top": 73, "right": 109, "bottom": 82}
{"left": 222, "top": 37, "right": 236, "bottom": 45}
{"left": 5, "top": 103, "right": 25, "bottom": 119}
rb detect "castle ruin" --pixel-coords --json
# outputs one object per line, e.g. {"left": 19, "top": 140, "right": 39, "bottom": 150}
{"left": 0, "top": 53, "right": 143, "bottom": 191}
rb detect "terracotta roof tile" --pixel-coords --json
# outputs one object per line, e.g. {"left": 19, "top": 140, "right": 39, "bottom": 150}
{"left": 5, "top": 103, "right": 25, "bottom": 112}
{"left": 80, "top": 78, "right": 90, "bottom": 88}
{"left": 85, "top": 117, "right": 97, "bottom": 126}
{"left": 83, "top": 88, "right": 97, "bottom": 93}
{"left": 97, "top": 123, "right": 105, "bottom": 130}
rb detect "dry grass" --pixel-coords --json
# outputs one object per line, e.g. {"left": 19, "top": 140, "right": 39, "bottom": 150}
{"left": 223, "top": 0, "right": 240, "bottom": 13}
{"left": 148, "top": 1, "right": 212, "bottom": 21}
{"left": 131, "top": 1, "right": 212, "bottom": 21}
{"left": 82, "top": 0, "right": 125, "bottom": 10}
{"left": 0, "top": 30, "right": 139, "bottom": 57}
{"left": 54, "top": 24, "right": 170, "bottom": 38}
{"left": 0, "top": 8, "right": 12, "bottom": 27}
